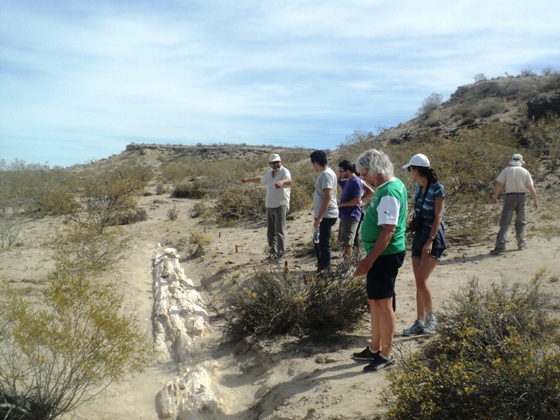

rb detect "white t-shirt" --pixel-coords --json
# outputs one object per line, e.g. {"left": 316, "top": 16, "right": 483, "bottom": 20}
{"left": 496, "top": 166, "right": 534, "bottom": 193}
{"left": 313, "top": 167, "right": 339, "bottom": 219}
{"left": 261, "top": 166, "right": 291, "bottom": 209}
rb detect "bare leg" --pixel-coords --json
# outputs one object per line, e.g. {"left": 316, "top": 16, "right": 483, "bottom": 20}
{"left": 411, "top": 257, "right": 439, "bottom": 320}
{"left": 343, "top": 244, "right": 353, "bottom": 260}
{"left": 369, "top": 297, "right": 395, "bottom": 357}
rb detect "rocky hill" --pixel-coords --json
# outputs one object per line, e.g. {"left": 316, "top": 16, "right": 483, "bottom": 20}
{"left": 376, "top": 73, "right": 560, "bottom": 144}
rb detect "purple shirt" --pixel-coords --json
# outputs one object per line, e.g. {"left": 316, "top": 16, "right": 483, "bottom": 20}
{"left": 338, "top": 177, "right": 363, "bottom": 221}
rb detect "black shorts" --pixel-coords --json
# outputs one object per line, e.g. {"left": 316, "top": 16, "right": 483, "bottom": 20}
{"left": 366, "top": 251, "right": 406, "bottom": 300}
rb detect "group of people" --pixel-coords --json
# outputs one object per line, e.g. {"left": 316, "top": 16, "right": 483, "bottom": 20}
{"left": 242, "top": 149, "right": 538, "bottom": 373}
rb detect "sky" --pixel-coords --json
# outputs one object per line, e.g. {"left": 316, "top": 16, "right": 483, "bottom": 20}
{"left": 1, "top": 1, "right": 559, "bottom": 168}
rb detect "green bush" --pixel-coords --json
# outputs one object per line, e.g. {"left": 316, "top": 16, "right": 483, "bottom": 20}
{"left": 0, "top": 261, "right": 153, "bottom": 420}
{"left": 55, "top": 224, "right": 128, "bottom": 273}
{"left": 382, "top": 278, "right": 560, "bottom": 419}
{"left": 0, "top": 160, "right": 77, "bottom": 216}
{"left": 217, "top": 258, "right": 368, "bottom": 340}
{"left": 71, "top": 163, "right": 149, "bottom": 233}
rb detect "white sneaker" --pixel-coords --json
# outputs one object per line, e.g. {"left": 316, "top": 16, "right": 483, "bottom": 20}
{"left": 423, "top": 316, "right": 437, "bottom": 334}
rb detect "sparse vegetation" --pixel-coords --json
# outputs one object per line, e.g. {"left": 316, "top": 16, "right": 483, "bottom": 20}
{"left": 54, "top": 224, "right": 128, "bottom": 273}
{"left": 69, "top": 163, "right": 149, "bottom": 233}
{"left": 0, "top": 214, "right": 24, "bottom": 249}
{"left": 416, "top": 93, "right": 443, "bottom": 118}
{"left": 474, "top": 73, "right": 487, "bottom": 82}
{"left": 167, "top": 205, "right": 178, "bottom": 221}
{"left": 528, "top": 113, "right": 560, "bottom": 172}
{"left": 383, "top": 278, "right": 560, "bottom": 419}
{"left": 0, "top": 260, "right": 153, "bottom": 420}
{"left": 1, "top": 72, "right": 559, "bottom": 418}
{"left": 188, "top": 229, "right": 213, "bottom": 256}
{"left": 0, "top": 160, "right": 77, "bottom": 216}
{"left": 214, "top": 257, "right": 368, "bottom": 340}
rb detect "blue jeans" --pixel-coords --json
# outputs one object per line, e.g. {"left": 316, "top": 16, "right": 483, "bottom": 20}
{"left": 314, "top": 218, "right": 337, "bottom": 273}
{"left": 495, "top": 193, "right": 527, "bottom": 250}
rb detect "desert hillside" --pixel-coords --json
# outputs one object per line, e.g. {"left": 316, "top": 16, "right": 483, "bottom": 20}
{"left": 1, "top": 73, "right": 559, "bottom": 419}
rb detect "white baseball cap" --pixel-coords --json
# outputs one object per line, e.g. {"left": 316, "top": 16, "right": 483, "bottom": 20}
{"left": 402, "top": 153, "right": 430, "bottom": 169}
{"left": 269, "top": 153, "right": 281, "bottom": 162}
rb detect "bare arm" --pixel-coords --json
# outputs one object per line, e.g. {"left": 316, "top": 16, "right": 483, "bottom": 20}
{"left": 422, "top": 197, "right": 444, "bottom": 259}
{"left": 492, "top": 182, "right": 504, "bottom": 205}
{"left": 361, "top": 182, "right": 375, "bottom": 200}
{"left": 528, "top": 186, "right": 538, "bottom": 210}
{"left": 241, "top": 177, "right": 261, "bottom": 184}
{"left": 314, "top": 188, "right": 333, "bottom": 228}
{"left": 275, "top": 177, "right": 291, "bottom": 189}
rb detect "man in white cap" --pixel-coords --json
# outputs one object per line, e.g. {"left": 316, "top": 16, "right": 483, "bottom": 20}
{"left": 490, "top": 153, "right": 538, "bottom": 254}
{"left": 241, "top": 153, "right": 292, "bottom": 263}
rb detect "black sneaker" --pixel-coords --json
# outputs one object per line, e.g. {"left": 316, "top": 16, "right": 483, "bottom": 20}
{"left": 352, "top": 346, "right": 379, "bottom": 361}
{"left": 363, "top": 354, "right": 395, "bottom": 372}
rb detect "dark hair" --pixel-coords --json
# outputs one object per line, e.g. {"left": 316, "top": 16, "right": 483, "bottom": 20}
{"left": 411, "top": 165, "right": 439, "bottom": 184}
{"left": 310, "top": 150, "right": 328, "bottom": 166}
{"left": 338, "top": 160, "right": 358, "bottom": 175}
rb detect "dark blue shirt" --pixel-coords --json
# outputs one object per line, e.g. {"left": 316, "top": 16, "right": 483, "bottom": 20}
{"left": 339, "top": 177, "right": 363, "bottom": 221}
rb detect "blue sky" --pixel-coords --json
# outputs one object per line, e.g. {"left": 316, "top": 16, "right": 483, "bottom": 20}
{"left": 1, "top": 1, "right": 559, "bottom": 168}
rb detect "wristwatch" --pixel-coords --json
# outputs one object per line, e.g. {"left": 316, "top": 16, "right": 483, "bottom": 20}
{"left": 427, "top": 235, "right": 435, "bottom": 241}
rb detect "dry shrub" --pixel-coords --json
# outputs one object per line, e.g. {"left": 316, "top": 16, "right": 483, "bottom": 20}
{"left": 72, "top": 163, "right": 149, "bottom": 233}
{"left": 171, "top": 182, "right": 207, "bottom": 199}
{"left": 383, "top": 278, "right": 560, "bottom": 419}
{"left": 112, "top": 207, "right": 148, "bottom": 226}
{"left": 288, "top": 163, "right": 315, "bottom": 213}
{"left": 214, "top": 185, "right": 265, "bottom": 225}
{"left": 0, "top": 214, "right": 24, "bottom": 249}
{"left": 0, "top": 261, "right": 153, "bottom": 420}
{"left": 0, "top": 161, "right": 77, "bottom": 216}
{"left": 219, "top": 258, "right": 369, "bottom": 340}
{"left": 55, "top": 224, "right": 128, "bottom": 273}
{"left": 527, "top": 113, "right": 560, "bottom": 173}
{"left": 188, "top": 230, "right": 213, "bottom": 257}
{"left": 166, "top": 205, "right": 178, "bottom": 221}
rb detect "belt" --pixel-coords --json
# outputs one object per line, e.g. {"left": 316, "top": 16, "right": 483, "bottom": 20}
{"left": 506, "top": 192, "right": 525, "bottom": 195}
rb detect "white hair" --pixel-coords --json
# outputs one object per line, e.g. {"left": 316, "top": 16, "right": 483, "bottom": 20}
{"left": 356, "top": 149, "right": 394, "bottom": 179}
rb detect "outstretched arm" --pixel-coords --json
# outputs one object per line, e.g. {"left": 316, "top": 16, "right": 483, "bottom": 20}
{"left": 241, "top": 177, "right": 260, "bottom": 184}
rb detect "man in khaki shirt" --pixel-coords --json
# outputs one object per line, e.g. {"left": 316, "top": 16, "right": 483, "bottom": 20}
{"left": 490, "top": 153, "right": 538, "bottom": 254}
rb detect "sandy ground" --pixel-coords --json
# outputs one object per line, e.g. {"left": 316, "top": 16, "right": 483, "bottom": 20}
{"left": 2, "top": 192, "right": 559, "bottom": 420}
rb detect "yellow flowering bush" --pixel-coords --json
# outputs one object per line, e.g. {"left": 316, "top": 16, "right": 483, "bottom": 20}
{"left": 383, "top": 278, "right": 560, "bottom": 419}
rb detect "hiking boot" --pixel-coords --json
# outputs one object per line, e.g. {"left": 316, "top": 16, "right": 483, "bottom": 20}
{"left": 363, "top": 354, "right": 395, "bottom": 372}
{"left": 518, "top": 242, "right": 527, "bottom": 250}
{"left": 403, "top": 319, "right": 425, "bottom": 336}
{"left": 490, "top": 248, "right": 505, "bottom": 255}
{"left": 422, "top": 317, "right": 437, "bottom": 334}
{"left": 352, "top": 346, "right": 379, "bottom": 361}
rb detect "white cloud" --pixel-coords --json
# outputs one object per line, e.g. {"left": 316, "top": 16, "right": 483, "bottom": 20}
{"left": 1, "top": 0, "right": 559, "bottom": 166}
